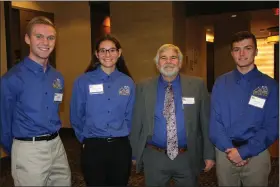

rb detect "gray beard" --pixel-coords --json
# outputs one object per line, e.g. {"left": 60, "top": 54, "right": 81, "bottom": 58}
{"left": 159, "top": 66, "right": 179, "bottom": 77}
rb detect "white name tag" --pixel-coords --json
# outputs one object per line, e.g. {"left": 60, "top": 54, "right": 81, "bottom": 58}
{"left": 54, "top": 93, "right": 63, "bottom": 102}
{"left": 182, "top": 97, "right": 195, "bottom": 104}
{"left": 89, "top": 84, "right": 104, "bottom": 94}
{"left": 248, "top": 95, "right": 265, "bottom": 108}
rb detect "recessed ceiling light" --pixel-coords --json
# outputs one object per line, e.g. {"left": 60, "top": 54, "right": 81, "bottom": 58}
{"left": 207, "top": 29, "right": 211, "bottom": 32}
{"left": 231, "top": 15, "right": 237, "bottom": 18}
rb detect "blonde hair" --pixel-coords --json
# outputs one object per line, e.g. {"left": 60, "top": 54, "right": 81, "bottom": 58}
{"left": 154, "top": 44, "right": 183, "bottom": 65}
{"left": 26, "top": 16, "right": 55, "bottom": 36}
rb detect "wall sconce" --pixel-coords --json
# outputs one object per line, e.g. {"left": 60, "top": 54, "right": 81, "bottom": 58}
{"left": 206, "top": 33, "right": 214, "bottom": 42}
{"left": 267, "top": 35, "right": 279, "bottom": 44}
{"left": 102, "top": 16, "right": 111, "bottom": 34}
{"left": 266, "top": 26, "right": 279, "bottom": 44}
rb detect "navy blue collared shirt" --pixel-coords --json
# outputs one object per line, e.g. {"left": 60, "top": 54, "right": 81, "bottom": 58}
{"left": 70, "top": 67, "right": 135, "bottom": 143}
{"left": 148, "top": 75, "right": 187, "bottom": 148}
{"left": 209, "top": 66, "right": 279, "bottom": 160}
{"left": 0, "top": 57, "right": 64, "bottom": 154}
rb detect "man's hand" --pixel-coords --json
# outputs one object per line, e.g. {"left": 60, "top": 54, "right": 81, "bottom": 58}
{"left": 204, "top": 159, "right": 215, "bottom": 172}
{"left": 225, "top": 148, "right": 243, "bottom": 164}
{"left": 235, "top": 158, "right": 250, "bottom": 167}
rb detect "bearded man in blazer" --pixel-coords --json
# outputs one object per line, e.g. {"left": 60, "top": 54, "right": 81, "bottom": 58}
{"left": 130, "top": 44, "right": 215, "bottom": 187}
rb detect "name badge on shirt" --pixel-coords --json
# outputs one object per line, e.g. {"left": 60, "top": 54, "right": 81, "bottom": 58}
{"left": 182, "top": 97, "right": 195, "bottom": 104}
{"left": 248, "top": 95, "right": 265, "bottom": 108}
{"left": 54, "top": 93, "right": 63, "bottom": 102}
{"left": 89, "top": 84, "right": 104, "bottom": 94}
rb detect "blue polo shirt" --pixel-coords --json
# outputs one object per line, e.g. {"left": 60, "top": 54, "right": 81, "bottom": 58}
{"left": 70, "top": 67, "right": 135, "bottom": 143}
{"left": 0, "top": 57, "right": 64, "bottom": 154}
{"left": 209, "top": 66, "right": 279, "bottom": 160}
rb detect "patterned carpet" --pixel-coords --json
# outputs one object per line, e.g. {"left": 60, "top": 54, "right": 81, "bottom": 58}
{"left": 1, "top": 128, "right": 279, "bottom": 187}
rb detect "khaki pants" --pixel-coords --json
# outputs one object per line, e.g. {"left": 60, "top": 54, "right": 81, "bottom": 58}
{"left": 215, "top": 148, "right": 271, "bottom": 187}
{"left": 11, "top": 135, "right": 71, "bottom": 186}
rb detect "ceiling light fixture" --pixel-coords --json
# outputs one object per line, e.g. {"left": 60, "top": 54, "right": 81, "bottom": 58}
{"left": 266, "top": 26, "right": 279, "bottom": 44}
{"left": 267, "top": 35, "right": 279, "bottom": 44}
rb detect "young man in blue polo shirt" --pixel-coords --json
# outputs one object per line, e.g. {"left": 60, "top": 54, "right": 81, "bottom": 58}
{"left": 209, "top": 31, "right": 279, "bottom": 187}
{"left": 0, "top": 16, "right": 71, "bottom": 186}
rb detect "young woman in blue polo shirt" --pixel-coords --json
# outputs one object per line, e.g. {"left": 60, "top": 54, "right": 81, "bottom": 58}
{"left": 70, "top": 35, "right": 135, "bottom": 186}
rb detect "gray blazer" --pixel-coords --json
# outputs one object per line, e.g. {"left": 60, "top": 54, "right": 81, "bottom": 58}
{"left": 130, "top": 74, "right": 215, "bottom": 174}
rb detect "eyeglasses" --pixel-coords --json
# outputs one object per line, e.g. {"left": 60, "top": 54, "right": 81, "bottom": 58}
{"left": 98, "top": 48, "right": 118, "bottom": 56}
{"left": 159, "top": 56, "right": 178, "bottom": 62}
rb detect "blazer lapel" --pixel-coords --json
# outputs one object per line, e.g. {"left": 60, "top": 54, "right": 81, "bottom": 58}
{"left": 180, "top": 74, "right": 192, "bottom": 137}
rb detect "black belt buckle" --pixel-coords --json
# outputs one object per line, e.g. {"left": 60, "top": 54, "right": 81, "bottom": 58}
{"left": 106, "top": 138, "right": 115, "bottom": 143}
{"left": 46, "top": 134, "right": 53, "bottom": 141}
{"left": 46, "top": 132, "right": 58, "bottom": 141}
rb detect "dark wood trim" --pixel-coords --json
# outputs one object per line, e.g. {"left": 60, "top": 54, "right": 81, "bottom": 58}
{"left": 89, "top": 2, "right": 110, "bottom": 54}
{"left": 89, "top": 2, "right": 94, "bottom": 55}
{"left": 206, "top": 42, "right": 215, "bottom": 92}
{"left": 274, "top": 43, "right": 279, "bottom": 82}
{"left": 4, "top": 2, "right": 13, "bottom": 70}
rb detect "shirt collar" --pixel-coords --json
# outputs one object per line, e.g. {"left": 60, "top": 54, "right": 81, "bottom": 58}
{"left": 233, "top": 65, "right": 262, "bottom": 82}
{"left": 23, "top": 56, "right": 50, "bottom": 73}
{"left": 159, "top": 74, "right": 180, "bottom": 88}
{"left": 93, "top": 65, "right": 120, "bottom": 80}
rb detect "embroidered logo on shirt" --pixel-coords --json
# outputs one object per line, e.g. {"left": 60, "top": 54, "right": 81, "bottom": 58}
{"left": 53, "top": 78, "right": 63, "bottom": 90}
{"left": 119, "top": 86, "right": 130, "bottom": 96}
{"left": 253, "top": 86, "right": 269, "bottom": 97}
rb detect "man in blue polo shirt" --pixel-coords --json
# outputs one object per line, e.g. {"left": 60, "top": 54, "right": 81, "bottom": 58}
{"left": 0, "top": 16, "right": 71, "bottom": 186}
{"left": 209, "top": 31, "right": 279, "bottom": 187}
